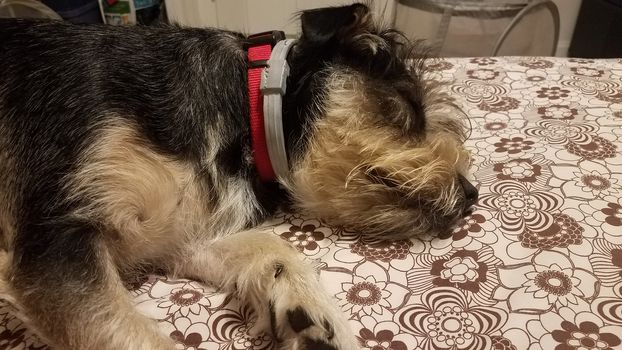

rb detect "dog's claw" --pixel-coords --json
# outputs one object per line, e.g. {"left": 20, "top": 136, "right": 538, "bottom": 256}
{"left": 287, "top": 306, "right": 314, "bottom": 333}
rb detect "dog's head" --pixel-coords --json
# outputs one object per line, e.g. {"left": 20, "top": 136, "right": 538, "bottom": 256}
{"left": 282, "top": 3, "right": 476, "bottom": 239}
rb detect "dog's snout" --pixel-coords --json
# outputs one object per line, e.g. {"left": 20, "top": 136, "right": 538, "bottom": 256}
{"left": 458, "top": 174, "right": 478, "bottom": 210}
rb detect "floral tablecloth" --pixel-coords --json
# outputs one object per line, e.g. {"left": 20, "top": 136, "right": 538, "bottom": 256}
{"left": 2, "top": 57, "right": 622, "bottom": 350}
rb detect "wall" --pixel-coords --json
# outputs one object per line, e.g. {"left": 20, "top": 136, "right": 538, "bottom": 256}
{"left": 551, "top": 0, "right": 582, "bottom": 56}
{"left": 164, "top": 0, "right": 396, "bottom": 37}
{"left": 164, "top": 0, "right": 581, "bottom": 57}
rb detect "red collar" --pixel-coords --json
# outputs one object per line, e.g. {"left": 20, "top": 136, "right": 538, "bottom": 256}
{"left": 246, "top": 31, "right": 285, "bottom": 182}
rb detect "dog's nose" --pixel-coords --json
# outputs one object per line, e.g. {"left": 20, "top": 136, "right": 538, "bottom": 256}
{"left": 458, "top": 174, "right": 478, "bottom": 210}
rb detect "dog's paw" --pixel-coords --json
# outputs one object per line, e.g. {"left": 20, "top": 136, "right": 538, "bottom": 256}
{"left": 277, "top": 305, "right": 359, "bottom": 350}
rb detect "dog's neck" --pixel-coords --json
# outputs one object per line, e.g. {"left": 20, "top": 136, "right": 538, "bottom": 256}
{"left": 245, "top": 32, "right": 296, "bottom": 184}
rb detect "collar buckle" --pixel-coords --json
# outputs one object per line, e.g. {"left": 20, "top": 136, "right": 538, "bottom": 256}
{"left": 244, "top": 30, "right": 286, "bottom": 49}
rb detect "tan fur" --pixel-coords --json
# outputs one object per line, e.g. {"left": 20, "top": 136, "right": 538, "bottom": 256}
{"left": 65, "top": 119, "right": 261, "bottom": 266}
{"left": 66, "top": 247, "right": 175, "bottom": 350}
{"left": 65, "top": 118, "right": 265, "bottom": 260}
{"left": 3, "top": 117, "right": 349, "bottom": 350}
{"left": 24, "top": 245, "right": 174, "bottom": 350}
{"left": 65, "top": 121, "right": 204, "bottom": 268}
{"left": 176, "top": 229, "right": 359, "bottom": 350}
{"left": 285, "top": 69, "right": 471, "bottom": 238}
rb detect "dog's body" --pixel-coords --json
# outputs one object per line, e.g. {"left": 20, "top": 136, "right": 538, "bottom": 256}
{"left": 0, "top": 4, "right": 476, "bottom": 349}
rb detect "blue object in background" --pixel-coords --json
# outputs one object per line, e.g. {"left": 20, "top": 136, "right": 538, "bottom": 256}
{"left": 42, "top": 0, "right": 102, "bottom": 23}
{"left": 43, "top": 0, "right": 162, "bottom": 25}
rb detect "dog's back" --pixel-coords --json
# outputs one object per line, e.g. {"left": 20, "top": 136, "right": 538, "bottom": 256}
{"left": 0, "top": 18, "right": 255, "bottom": 248}
{"left": 0, "top": 19, "right": 268, "bottom": 349}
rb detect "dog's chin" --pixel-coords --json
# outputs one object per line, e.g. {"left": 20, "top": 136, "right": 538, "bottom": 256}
{"left": 433, "top": 207, "right": 476, "bottom": 239}
{"left": 403, "top": 211, "right": 467, "bottom": 240}
{"left": 349, "top": 214, "right": 462, "bottom": 241}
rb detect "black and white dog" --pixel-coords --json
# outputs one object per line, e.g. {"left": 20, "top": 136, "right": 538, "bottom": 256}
{"left": 0, "top": 3, "right": 476, "bottom": 349}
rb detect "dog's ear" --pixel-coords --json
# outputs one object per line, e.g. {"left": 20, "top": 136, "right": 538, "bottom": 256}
{"left": 300, "top": 3, "right": 372, "bottom": 46}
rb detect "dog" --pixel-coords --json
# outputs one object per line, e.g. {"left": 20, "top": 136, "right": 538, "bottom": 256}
{"left": 0, "top": 3, "right": 477, "bottom": 349}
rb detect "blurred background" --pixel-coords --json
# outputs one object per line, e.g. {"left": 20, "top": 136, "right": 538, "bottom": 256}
{"left": 0, "top": 0, "right": 620, "bottom": 58}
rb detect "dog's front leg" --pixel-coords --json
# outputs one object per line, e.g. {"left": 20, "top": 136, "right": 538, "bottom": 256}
{"left": 176, "top": 229, "right": 359, "bottom": 350}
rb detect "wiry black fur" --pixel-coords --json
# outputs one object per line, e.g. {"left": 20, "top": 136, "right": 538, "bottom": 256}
{"left": 1, "top": 21, "right": 252, "bottom": 288}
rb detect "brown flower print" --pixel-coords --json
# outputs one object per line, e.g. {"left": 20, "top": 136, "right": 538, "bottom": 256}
{"left": 590, "top": 239, "right": 622, "bottom": 298}
{"left": 170, "top": 289, "right": 203, "bottom": 307}
{"left": 527, "top": 75, "right": 546, "bottom": 82}
{"left": 582, "top": 174, "right": 612, "bottom": 191}
{"left": 346, "top": 280, "right": 383, "bottom": 306}
{"left": 334, "top": 233, "right": 419, "bottom": 271}
{"left": 0, "top": 326, "right": 27, "bottom": 350}
{"left": 519, "top": 59, "right": 554, "bottom": 69}
{"left": 580, "top": 198, "right": 622, "bottom": 245}
{"left": 519, "top": 213, "right": 585, "bottom": 250}
{"left": 598, "top": 89, "right": 622, "bottom": 103}
{"left": 571, "top": 67, "right": 605, "bottom": 78}
{"left": 358, "top": 325, "right": 413, "bottom": 350}
{"left": 529, "top": 307, "right": 622, "bottom": 350}
{"left": 476, "top": 154, "right": 552, "bottom": 189}
{"left": 452, "top": 79, "right": 508, "bottom": 105}
{"left": 491, "top": 335, "right": 519, "bottom": 350}
{"left": 566, "top": 135, "right": 618, "bottom": 160}
{"left": 355, "top": 316, "right": 418, "bottom": 350}
{"left": 208, "top": 306, "right": 273, "bottom": 350}
{"left": 536, "top": 86, "right": 571, "bottom": 100}
{"left": 350, "top": 239, "right": 412, "bottom": 263}
{"left": 560, "top": 75, "right": 621, "bottom": 99}
{"left": 430, "top": 251, "right": 488, "bottom": 293}
{"left": 410, "top": 247, "right": 502, "bottom": 305}
{"left": 569, "top": 58, "right": 595, "bottom": 64}
{"left": 430, "top": 210, "right": 500, "bottom": 256}
{"left": 493, "top": 158, "right": 542, "bottom": 183}
{"left": 478, "top": 96, "right": 520, "bottom": 112}
{"left": 538, "top": 105, "right": 578, "bottom": 120}
{"left": 452, "top": 213, "right": 487, "bottom": 241}
{"left": 550, "top": 320, "right": 620, "bottom": 350}
{"left": 593, "top": 297, "right": 622, "bottom": 325}
{"left": 397, "top": 287, "right": 507, "bottom": 350}
{"left": 601, "top": 202, "right": 622, "bottom": 227}
{"left": 495, "top": 250, "right": 600, "bottom": 314}
{"left": 358, "top": 329, "right": 406, "bottom": 350}
{"left": 494, "top": 137, "right": 535, "bottom": 154}
{"left": 0, "top": 316, "right": 49, "bottom": 350}
{"left": 470, "top": 57, "right": 497, "bottom": 66}
{"left": 467, "top": 68, "right": 499, "bottom": 81}
{"left": 534, "top": 270, "right": 573, "bottom": 296}
{"left": 475, "top": 181, "right": 597, "bottom": 260}
{"left": 279, "top": 219, "right": 327, "bottom": 253}
{"left": 143, "top": 279, "right": 224, "bottom": 320}
{"left": 484, "top": 122, "right": 507, "bottom": 131}
{"left": 170, "top": 329, "right": 208, "bottom": 350}
{"left": 426, "top": 60, "right": 453, "bottom": 71}
{"left": 327, "top": 261, "right": 411, "bottom": 319}
{"left": 524, "top": 119, "right": 596, "bottom": 145}
{"left": 561, "top": 75, "right": 622, "bottom": 94}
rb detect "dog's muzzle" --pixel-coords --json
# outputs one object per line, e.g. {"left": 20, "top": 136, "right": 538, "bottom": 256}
{"left": 458, "top": 174, "right": 478, "bottom": 212}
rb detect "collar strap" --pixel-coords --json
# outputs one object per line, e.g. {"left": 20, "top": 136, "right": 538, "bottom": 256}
{"left": 246, "top": 31, "right": 295, "bottom": 182}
